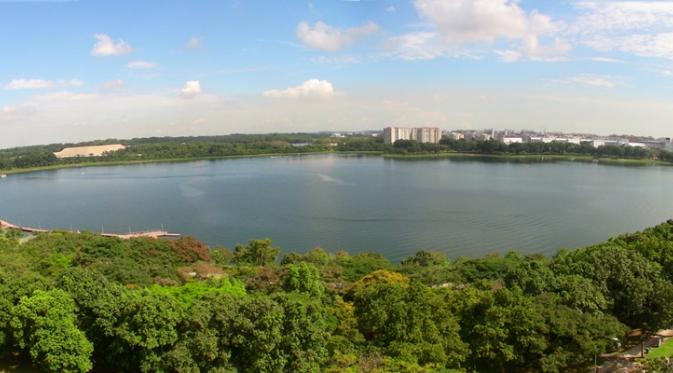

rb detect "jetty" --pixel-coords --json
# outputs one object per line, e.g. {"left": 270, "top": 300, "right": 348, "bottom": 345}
{"left": 0, "top": 219, "right": 180, "bottom": 240}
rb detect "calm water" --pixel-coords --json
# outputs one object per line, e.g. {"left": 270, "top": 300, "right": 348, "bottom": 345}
{"left": 2, "top": 154, "right": 673, "bottom": 261}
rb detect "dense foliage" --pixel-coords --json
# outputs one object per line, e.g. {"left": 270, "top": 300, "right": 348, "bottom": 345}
{"left": 1, "top": 221, "right": 673, "bottom": 372}
{"left": 392, "top": 138, "right": 673, "bottom": 162}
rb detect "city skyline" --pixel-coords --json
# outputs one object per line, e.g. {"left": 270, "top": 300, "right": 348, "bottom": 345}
{"left": 3, "top": 0, "right": 673, "bottom": 147}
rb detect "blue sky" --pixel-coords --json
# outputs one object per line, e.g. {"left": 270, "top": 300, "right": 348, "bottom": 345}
{"left": 2, "top": 0, "right": 673, "bottom": 147}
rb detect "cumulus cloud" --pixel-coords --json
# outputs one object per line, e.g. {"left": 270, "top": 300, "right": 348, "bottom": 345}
{"left": 180, "top": 80, "right": 201, "bottom": 98}
{"left": 263, "top": 79, "right": 335, "bottom": 98}
{"left": 91, "top": 34, "right": 133, "bottom": 56}
{"left": 126, "top": 60, "right": 157, "bottom": 69}
{"left": 4, "top": 79, "right": 83, "bottom": 90}
{"left": 415, "top": 0, "right": 558, "bottom": 44}
{"left": 388, "top": 0, "right": 568, "bottom": 62}
{"left": 296, "top": 21, "right": 379, "bottom": 51}
{"left": 186, "top": 37, "right": 202, "bottom": 49}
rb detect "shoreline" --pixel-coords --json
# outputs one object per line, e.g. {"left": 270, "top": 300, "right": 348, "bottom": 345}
{"left": 1, "top": 150, "right": 671, "bottom": 176}
{"left": 0, "top": 151, "right": 384, "bottom": 175}
{"left": 382, "top": 152, "right": 673, "bottom": 166}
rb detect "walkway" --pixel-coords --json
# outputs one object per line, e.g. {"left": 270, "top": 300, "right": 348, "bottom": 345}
{"left": 0, "top": 219, "right": 180, "bottom": 240}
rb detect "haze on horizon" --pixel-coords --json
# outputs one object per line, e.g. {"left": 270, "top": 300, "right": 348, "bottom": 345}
{"left": 2, "top": 0, "right": 673, "bottom": 148}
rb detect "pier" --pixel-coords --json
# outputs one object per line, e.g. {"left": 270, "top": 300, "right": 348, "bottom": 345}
{"left": 0, "top": 219, "right": 180, "bottom": 240}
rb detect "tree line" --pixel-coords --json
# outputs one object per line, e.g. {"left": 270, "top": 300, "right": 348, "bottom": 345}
{"left": 0, "top": 134, "right": 389, "bottom": 171}
{"left": 5, "top": 133, "right": 673, "bottom": 172}
{"left": 392, "top": 138, "right": 673, "bottom": 162}
{"left": 1, "top": 220, "right": 673, "bottom": 372}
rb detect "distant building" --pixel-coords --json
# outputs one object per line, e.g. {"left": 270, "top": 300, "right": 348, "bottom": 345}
{"left": 383, "top": 127, "right": 442, "bottom": 144}
{"left": 448, "top": 132, "right": 464, "bottom": 140}
{"left": 503, "top": 137, "right": 523, "bottom": 145}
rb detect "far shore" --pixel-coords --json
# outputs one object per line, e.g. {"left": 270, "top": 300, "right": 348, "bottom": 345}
{"left": 383, "top": 152, "right": 673, "bottom": 166}
{"left": 0, "top": 151, "right": 384, "bottom": 175}
{"left": 1, "top": 150, "right": 672, "bottom": 176}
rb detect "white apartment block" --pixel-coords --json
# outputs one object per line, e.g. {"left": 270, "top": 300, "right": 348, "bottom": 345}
{"left": 383, "top": 127, "right": 442, "bottom": 144}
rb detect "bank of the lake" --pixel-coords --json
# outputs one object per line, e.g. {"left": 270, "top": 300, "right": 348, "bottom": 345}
{"left": 2, "top": 150, "right": 670, "bottom": 176}
{"left": 383, "top": 151, "right": 673, "bottom": 166}
{"left": 0, "top": 151, "right": 385, "bottom": 175}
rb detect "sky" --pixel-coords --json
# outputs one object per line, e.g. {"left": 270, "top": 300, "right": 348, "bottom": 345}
{"left": 2, "top": 0, "right": 673, "bottom": 147}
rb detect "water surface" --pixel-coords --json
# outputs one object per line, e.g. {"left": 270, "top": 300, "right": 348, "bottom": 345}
{"left": 2, "top": 154, "right": 672, "bottom": 261}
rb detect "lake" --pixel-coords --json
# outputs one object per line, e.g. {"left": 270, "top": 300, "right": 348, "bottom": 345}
{"left": 2, "top": 154, "right": 673, "bottom": 261}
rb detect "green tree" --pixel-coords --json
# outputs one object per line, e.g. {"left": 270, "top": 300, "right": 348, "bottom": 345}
{"left": 234, "top": 239, "right": 281, "bottom": 266}
{"left": 354, "top": 281, "right": 467, "bottom": 368}
{"left": 10, "top": 289, "right": 93, "bottom": 373}
{"left": 284, "top": 262, "right": 325, "bottom": 297}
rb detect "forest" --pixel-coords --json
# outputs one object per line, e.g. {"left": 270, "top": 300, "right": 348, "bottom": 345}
{"left": 3, "top": 133, "right": 673, "bottom": 173}
{"left": 1, "top": 220, "right": 673, "bottom": 372}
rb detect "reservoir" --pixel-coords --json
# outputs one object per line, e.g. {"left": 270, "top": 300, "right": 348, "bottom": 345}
{"left": 1, "top": 154, "right": 672, "bottom": 261}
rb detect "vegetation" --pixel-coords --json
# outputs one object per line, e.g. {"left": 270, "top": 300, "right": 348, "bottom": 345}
{"left": 3, "top": 133, "right": 672, "bottom": 175}
{"left": 646, "top": 338, "right": 673, "bottom": 361}
{"left": 1, "top": 220, "right": 673, "bottom": 372}
{"left": 390, "top": 138, "right": 673, "bottom": 164}
{"left": 0, "top": 133, "right": 384, "bottom": 173}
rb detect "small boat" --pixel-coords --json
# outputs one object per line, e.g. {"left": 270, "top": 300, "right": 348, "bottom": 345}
{"left": 0, "top": 174, "right": 7, "bottom": 179}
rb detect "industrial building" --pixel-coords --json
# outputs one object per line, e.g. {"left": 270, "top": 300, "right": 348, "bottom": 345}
{"left": 383, "top": 127, "right": 442, "bottom": 144}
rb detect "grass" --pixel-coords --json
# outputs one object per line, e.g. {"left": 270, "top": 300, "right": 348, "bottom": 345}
{"left": 646, "top": 338, "right": 673, "bottom": 360}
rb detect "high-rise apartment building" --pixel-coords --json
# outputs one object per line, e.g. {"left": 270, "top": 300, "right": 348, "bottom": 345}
{"left": 383, "top": 127, "right": 442, "bottom": 144}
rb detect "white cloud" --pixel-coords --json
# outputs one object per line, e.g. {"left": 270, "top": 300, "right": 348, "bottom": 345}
{"left": 574, "top": 2, "right": 673, "bottom": 60}
{"left": 385, "top": 32, "right": 447, "bottom": 60}
{"left": 385, "top": 5, "right": 396, "bottom": 12}
{"left": 186, "top": 37, "right": 202, "bottom": 49}
{"left": 522, "top": 36, "right": 571, "bottom": 62}
{"left": 4, "top": 79, "right": 83, "bottom": 90}
{"left": 180, "top": 80, "right": 201, "bottom": 98}
{"left": 296, "top": 21, "right": 379, "bottom": 51}
{"left": 494, "top": 49, "right": 521, "bottom": 62}
{"left": 263, "top": 79, "right": 335, "bottom": 98}
{"left": 91, "top": 34, "right": 133, "bottom": 57}
{"left": 414, "top": 0, "right": 559, "bottom": 44}
{"left": 101, "top": 79, "right": 124, "bottom": 90}
{"left": 561, "top": 74, "right": 618, "bottom": 88}
{"left": 387, "top": 0, "right": 568, "bottom": 62}
{"left": 4, "top": 79, "right": 54, "bottom": 89}
{"left": 126, "top": 60, "right": 157, "bottom": 69}
{"left": 584, "top": 33, "right": 673, "bottom": 60}
{"left": 385, "top": 32, "right": 483, "bottom": 61}
{"left": 587, "top": 57, "right": 624, "bottom": 64}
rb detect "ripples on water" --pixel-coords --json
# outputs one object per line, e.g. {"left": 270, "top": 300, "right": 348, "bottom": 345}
{"left": 1, "top": 155, "right": 673, "bottom": 261}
